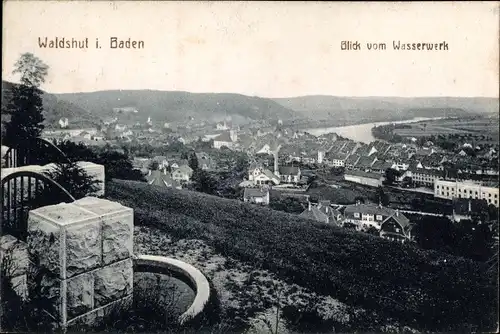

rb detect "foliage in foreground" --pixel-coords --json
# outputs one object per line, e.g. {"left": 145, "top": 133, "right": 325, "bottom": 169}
{"left": 106, "top": 179, "right": 498, "bottom": 333}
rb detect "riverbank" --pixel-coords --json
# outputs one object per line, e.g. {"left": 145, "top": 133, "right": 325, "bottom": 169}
{"left": 304, "top": 117, "right": 444, "bottom": 143}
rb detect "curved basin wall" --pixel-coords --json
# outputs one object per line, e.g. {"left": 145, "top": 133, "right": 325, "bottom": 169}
{"left": 133, "top": 254, "right": 210, "bottom": 325}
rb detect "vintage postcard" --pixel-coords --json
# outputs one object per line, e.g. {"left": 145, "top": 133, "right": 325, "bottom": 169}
{"left": 1, "top": 1, "right": 499, "bottom": 333}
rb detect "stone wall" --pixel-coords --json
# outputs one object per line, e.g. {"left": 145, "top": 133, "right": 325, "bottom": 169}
{"left": 27, "top": 197, "right": 133, "bottom": 328}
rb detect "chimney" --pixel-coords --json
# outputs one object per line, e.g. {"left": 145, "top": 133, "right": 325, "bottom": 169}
{"left": 274, "top": 148, "right": 280, "bottom": 177}
{"left": 148, "top": 170, "right": 152, "bottom": 176}
{"left": 308, "top": 200, "right": 312, "bottom": 211}
{"left": 395, "top": 209, "right": 399, "bottom": 217}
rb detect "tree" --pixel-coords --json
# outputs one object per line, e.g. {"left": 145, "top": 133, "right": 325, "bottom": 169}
{"left": 4, "top": 53, "right": 49, "bottom": 146}
{"left": 191, "top": 170, "right": 217, "bottom": 195}
{"left": 43, "top": 161, "right": 101, "bottom": 200}
{"left": 384, "top": 168, "right": 401, "bottom": 185}
{"left": 97, "top": 150, "right": 145, "bottom": 182}
{"left": 235, "top": 153, "right": 249, "bottom": 173}
{"left": 375, "top": 186, "right": 390, "bottom": 206}
{"left": 188, "top": 153, "right": 199, "bottom": 172}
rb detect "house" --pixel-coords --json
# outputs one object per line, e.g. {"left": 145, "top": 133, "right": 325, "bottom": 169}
{"left": 171, "top": 165, "right": 193, "bottom": 183}
{"left": 195, "top": 152, "right": 216, "bottom": 171}
{"left": 91, "top": 132, "right": 106, "bottom": 141}
{"left": 213, "top": 131, "right": 237, "bottom": 149}
{"left": 115, "top": 124, "right": 127, "bottom": 132}
{"left": 343, "top": 203, "right": 412, "bottom": 242}
{"left": 371, "top": 160, "right": 395, "bottom": 174}
{"left": 343, "top": 203, "right": 395, "bottom": 230}
{"left": 327, "top": 152, "right": 349, "bottom": 167}
{"left": 152, "top": 156, "right": 169, "bottom": 169}
{"left": 243, "top": 187, "right": 270, "bottom": 205}
{"left": 248, "top": 164, "right": 280, "bottom": 186}
{"left": 412, "top": 148, "right": 435, "bottom": 158}
{"left": 300, "top": 200, "right": 342, "bottom": 224}
{"left": 299, "top": 205, "right": 330, "bottom": 224}
{"left": 355, "top": 155, "right": 378, "bottom": 172}
{"left": 146, "top": 170, "right": 182, "bottom": 189}
{"left": 405, "top": 168, "right": 443, "bottom": 188}
{"left": 169, "top": 159, "right": 189, "bottom": 170}
{"left": 300, "top": 153, "right": 317, "bottom": 165}
{"left": 122, "top": 130, "right": 134, "bottom": 137}
{"left": 379, "top": 210, "right": 412, "bottom": 243}
{"left": 58, "top": 117, "right": 69, "bottom": 128}
{"left": 277, "top": 166, "right": 301, "bottom": 184}
{"left": 345, "top": 154, "right": 361, "bottom": 170}
{"left": 79, "top": 131, "right": 92, "bottom": 140}
{"left": 344, "top": 170, "right": 383, "bottom": 188}
{"left": 392, "top": 160, "right": 410, "bottom": 171}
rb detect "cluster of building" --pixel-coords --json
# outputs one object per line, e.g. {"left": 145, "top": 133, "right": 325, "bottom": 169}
{"left": 135, "top": 155, "right": 195, "bottom": 188}
{"left": 300, "top": 200, "right": 412, "bottom": 243}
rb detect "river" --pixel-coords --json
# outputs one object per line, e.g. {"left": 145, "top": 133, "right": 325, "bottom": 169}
{"left": 305, "top": 117, "right": 443, "bottom": 144}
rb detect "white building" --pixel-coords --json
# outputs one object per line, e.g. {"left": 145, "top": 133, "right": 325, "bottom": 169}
{"left": 248, "top": 164, "right": 280, "bottom": 185}
{"left": 213, "top": 131, "right": 237, "bottom": 149}
{"left": 58, "top": 117, "right": 69, "bottom": 128}
{"left": 434, "top": 179, "right": 499, "bottom": 207}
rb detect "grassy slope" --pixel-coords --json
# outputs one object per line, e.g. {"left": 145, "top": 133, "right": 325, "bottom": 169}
{"left": 106, "top": 180, "right": 498, "bottom": 332}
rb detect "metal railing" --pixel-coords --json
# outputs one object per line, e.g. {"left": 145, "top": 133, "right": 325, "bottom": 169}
{"left": 3, "top": 137, "right": 71, "bottom": 168}
{"left": 1, "top": 171, "right": 75, "bottom": 242}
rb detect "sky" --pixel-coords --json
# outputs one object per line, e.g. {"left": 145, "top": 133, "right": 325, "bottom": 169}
{"left": 2, "top": 1, "right": 499, "bottom": 98}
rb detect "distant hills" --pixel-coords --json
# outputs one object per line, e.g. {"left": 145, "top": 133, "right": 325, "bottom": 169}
{"left": 1, "top": 81, "right": 98, "bottom": 129}
{"left": 273, "top": 95, "right": 499, "bottom": 120}
{"left": 54, "top": 90, "right": 297, "bottom": 124}
{"left": 2, "top": 80, "right": 497, "bottom": 130}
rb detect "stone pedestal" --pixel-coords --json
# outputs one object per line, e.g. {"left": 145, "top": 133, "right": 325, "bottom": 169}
{"left": 27, "top": 197, "right": 133, "bottom": 328}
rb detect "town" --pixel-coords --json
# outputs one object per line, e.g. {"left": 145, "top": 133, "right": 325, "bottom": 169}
{"left": 39, "top": 111, "right": 499, "bottom": 244}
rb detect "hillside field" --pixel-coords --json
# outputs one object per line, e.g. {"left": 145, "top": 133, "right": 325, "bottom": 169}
{"left": 106, "top": 180, "right": 498, "bottom": 332}
{"left": 393, "top": 117, "right": 499, "bottom": 142}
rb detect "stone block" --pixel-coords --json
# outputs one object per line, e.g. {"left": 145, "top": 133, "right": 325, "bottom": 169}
{"left": 74, "top": 197, "right": 133, "bottom": 265}
{"left": 28, "top": 202, "right": 100, "bottom": 279}
{"left": 27, "top": 218, "right": 62, "bottom": 277}
{"left": 93, "top": 258, "right": 133, "bottom": 307}
{"left": 65, "top": 222, "right": 101, "bottom": 277}
{"left": 67, "top": 273, "right": 94, "bottom": 319}
{"left": 76, "top": 161, "right": 105, "bottom": 196}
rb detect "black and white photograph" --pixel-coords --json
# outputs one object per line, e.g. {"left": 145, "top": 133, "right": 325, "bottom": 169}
{"left": 1, "top": 1, "right": 499, "bottom": 333}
